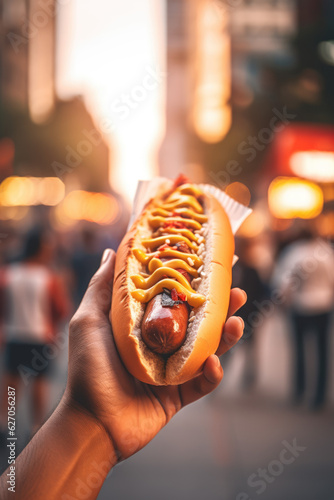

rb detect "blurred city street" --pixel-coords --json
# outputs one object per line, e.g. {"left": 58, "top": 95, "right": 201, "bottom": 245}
{"left": 1, "top": 0, "right": 334, "bottom": 498}
{"left": 1, "top": 309, "right": 334, "bottom": 499}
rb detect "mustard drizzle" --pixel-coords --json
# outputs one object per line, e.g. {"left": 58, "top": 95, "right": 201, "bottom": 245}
{"left": 148, "top": 257, "right": 198, "bottom": 277}
{"left": 141, "top": 234, "right": 198, "bottom": 252}
{"left": 153, "top": 227, "right": 201, "bottom": 242}
{"left": 148, "top": 216, "right": 202, "bottom": 231}
{"left": 131, "top": 267, "right": 193, "bottom": 291}
{"left": 131, "top": 185, "right": 207, "bottom": 307}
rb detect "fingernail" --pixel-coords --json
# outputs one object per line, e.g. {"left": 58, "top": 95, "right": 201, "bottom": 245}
{"left": 214, "top": 355, "right": 221, "bottom": 368}
{"left": 237, "top": 316, "right": 244, "bottom": 328}
{"left": 101, "top": 248, "right": 112, "bottom": 265}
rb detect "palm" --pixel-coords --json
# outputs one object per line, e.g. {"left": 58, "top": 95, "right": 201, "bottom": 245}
{"left": 68, "top": 315, "right": 182, "bottom": 460}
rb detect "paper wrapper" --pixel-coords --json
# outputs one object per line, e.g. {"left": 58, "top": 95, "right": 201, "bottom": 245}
{"left": 128, "top": 178, "right": 252, "bottom": 266}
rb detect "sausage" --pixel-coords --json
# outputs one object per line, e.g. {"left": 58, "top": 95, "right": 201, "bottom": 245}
{"left": 141, "top": 294, "right": 189, "bottom": 355}
{"left": 141, "top": 268, "right": 192, "bottom": 355}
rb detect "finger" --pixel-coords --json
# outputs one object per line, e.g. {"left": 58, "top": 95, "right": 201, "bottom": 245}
{"left": 77, "top": 249, "right": 116, "bottom": 318}
{"left": 215, "top": 316, "right": 244, "bottom": 357}
{"left": 227, "top": 288, "right": 247, "bottom": 318}
{"left": 179, "top": 355, "right": 223, "bottom": 408}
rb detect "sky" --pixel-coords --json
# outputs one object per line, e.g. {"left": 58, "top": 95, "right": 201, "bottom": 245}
{"left": 56, "top": 0, "right": 166, "bottom": 202}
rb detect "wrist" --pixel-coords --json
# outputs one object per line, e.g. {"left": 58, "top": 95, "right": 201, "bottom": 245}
{"left": 58, "top": 392, "right": 119, "bottom": 468}
{"left": 10, "top": 392, "right": 118, "bottom": 500}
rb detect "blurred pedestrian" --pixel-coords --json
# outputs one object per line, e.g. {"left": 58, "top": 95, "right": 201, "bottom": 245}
{"left": 272, "top": 228, "right": 334, "bottom": 409}
{"left": 232, "top": 238, "right": 268, "bottom": 390}
{"left": 0, "top": 228, "right": 70, "bottom": 435}
{"left": 71, "top": 228, "right": 102, "bottom": 307}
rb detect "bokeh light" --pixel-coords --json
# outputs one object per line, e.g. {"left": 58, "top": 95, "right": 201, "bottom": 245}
{"left": 53, "top": 190, "right": 119, "bottom": 228}
{"left": 268, "top": 177, "right": 324, "bottom": 219}
{"left": 226, "top": 182, "right": 251, "bottom": 206}
{"left": 237, "top": 209, "right": 267, "bottom": 238}
{"left": 0, "top": 177, "right": 65, "bottom": 208}
{"left": 290, "top": 151, "right": 334, "bottom": 183}
{"left": 193, "top": 0, "right": 231, "bottom": 143}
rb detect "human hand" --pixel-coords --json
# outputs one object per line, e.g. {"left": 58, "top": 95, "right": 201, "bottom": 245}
{"left": 64, "top": 249, "right": 246, "bottom": 463}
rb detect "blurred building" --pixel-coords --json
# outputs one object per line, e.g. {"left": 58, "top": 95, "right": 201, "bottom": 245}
{"left": 0, "top": 0, "right": 110, "bottom": 192}
{"left": 159, "top": 0, "right": 231, "bottom": 181}
{"left": 159, "top": 0, "right": 298, "bottom": 182}
{"left": 0, "top": 0, "right": 55, "bottom": 120}
{"left": 231, "top": 0, "right": 296, "bottom": 60}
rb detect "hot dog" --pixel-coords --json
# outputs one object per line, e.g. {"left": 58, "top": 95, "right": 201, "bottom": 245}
{"left": 111, "top": 176, "right": 234, "bottom": 385}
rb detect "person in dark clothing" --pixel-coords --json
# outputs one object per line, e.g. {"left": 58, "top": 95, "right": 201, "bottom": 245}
{"left": 232, "top": 239, "right": 267, "bottom": 390}
{"left": 272, "top": 230, "right": 334, "bottom": 409}
{"left": 71, "top": 228, "right": 103, "bottom": 307}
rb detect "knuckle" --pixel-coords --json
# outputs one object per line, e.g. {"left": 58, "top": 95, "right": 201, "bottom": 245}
{"left": 88, "top": 273, "right": 101, "bottom": 290}
{"left": 69, "top": 313, "right": 101, "bottom": 335}
{"left": 69, "top": 314, "right": 82, "bottom": 334}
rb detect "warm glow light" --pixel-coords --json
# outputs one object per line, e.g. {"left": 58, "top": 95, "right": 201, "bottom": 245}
{"left": 315, "top": 212, "right": 334, "bottom": 237}
{"left": 237, "top": 210, "right": 266, "bottom": 238}
{"left": 193, "top": 0, "right": 231, "bottom": 143}
{"left": 0, "top": 177, "right": 65, "bottom": 207}
{"left": 290, "top": 151, "right": 334, "bottom": 183}
{"left": 0, "top": 177, "right": 34, "bottom": 206}
{"left": 55, "top": 190, "right": 119, "bottom": 226}
{"left": 268, "top": 177, "right": 324, "bottom": 219}
{"left": 225, "top": 182, "right": 251, "bottom": 206}
{"left": 57, "top": 0, "right": 166, "bottom": 202}
{"left": 35, "top": 177, "right": 65, "bottom": 205}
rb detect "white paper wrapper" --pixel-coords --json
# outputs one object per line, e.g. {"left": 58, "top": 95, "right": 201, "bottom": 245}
{"left": 128, "top": 178, "right": 252, "bottom": 266}
{"left": 128, "top": 177, "right": 173, "bottom": 229}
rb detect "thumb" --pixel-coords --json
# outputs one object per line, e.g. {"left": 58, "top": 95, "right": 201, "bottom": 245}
{"left": 78, "top": 248, "right": 116, "bottom": 317}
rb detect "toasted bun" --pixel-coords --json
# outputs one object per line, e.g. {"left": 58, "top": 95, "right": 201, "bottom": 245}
{"left": 110, "top": 186, "right": 234, "bottom": 385}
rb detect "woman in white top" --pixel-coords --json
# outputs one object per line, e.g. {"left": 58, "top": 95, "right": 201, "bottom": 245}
{"left": 0, "top": 229, "right": 70, "bottom": 434}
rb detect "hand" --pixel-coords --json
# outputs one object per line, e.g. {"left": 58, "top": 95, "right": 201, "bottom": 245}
{"left": 64, "top": 249, "right": 246, "bottom": 463}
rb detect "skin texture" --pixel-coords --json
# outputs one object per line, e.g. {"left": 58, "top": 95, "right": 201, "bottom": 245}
{"left": 0, "top": 249, "right": 246, "bottom": 500}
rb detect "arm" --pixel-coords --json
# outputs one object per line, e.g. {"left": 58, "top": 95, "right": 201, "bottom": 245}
{"left": 0, "top": 401, "right": 115, "bottom": 499}
{"left": 0, "top": 249, "right": 246, "bottom": 500}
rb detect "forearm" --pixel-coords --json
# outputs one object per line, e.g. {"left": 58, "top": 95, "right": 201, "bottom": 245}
{"left": 0, "top": 397, "right": 117, "bottom": 500}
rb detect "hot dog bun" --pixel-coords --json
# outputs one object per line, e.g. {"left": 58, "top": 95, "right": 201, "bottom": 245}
{"left": 110, "top": 183, "right": 234, "bottom": 385}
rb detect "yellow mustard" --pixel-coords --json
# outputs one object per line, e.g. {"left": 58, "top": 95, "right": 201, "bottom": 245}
{"left": 148, "top": 216, "right": 202, "bottom": 231}
{"left": 153, "top": 227, "right": 201, "bottom": 242}
{"left": 131, "top": 267, "right": 193, "bottom": 291}
{"left": 176, "top": 183, "right": 203, "bottom": 198}
{"left": 141, "top": 235, "right": 198, "bottom": 251}
{"left": 131, "top": 279, "right": 206, "bottom": 308}
{"left": 133, "top": 248, "right": 203, "bottom": 269}
{"left": 172, "top": 208, "right": 207, "bottom": 223}
{"left": 131, "top": 186, "right": 206, "bottom": 307}
{"left": 150, "top": 208, "right": 170, "bottom": 217}
{"left": 148, "top": 257, "right": 198, "bottom": 277}
{"left": 162, "top": 195, "right": 203, "bottom": 214}
{"left": 150, "top": 207, "right": 207, "bottom": 224}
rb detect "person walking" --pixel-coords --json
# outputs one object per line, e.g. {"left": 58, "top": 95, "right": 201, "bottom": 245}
{"left": 0, "top": 228, "right": 70, "bottom": 435}
{"left": 273, "top": 229, "right": 334, "bottom": 409}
